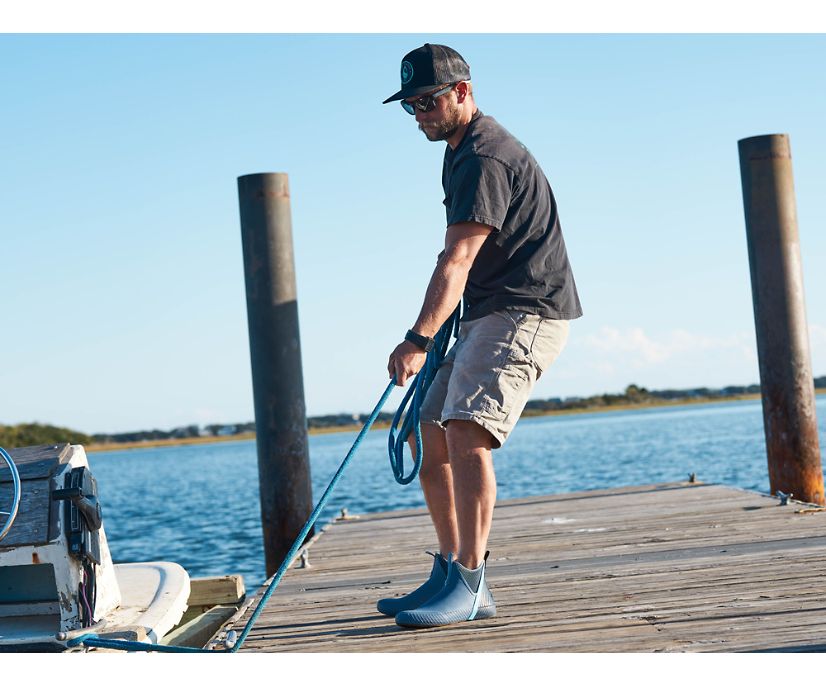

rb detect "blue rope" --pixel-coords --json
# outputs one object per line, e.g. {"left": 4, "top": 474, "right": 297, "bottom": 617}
{"left": 66, "top": 634, "right": 206, "bottom": 652}
{"left": 388, "top": 306, "right": 461, "bottom": 484}
{"left": 227, "top": 377, "right": 398, "bottom": 652}
{"left": 69, "top": 307, "right": 460, "bottom": 653}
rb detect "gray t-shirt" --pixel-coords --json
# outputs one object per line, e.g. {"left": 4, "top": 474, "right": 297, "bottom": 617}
{"left": 442, "top": 111, "right": 582, "bottom": 321}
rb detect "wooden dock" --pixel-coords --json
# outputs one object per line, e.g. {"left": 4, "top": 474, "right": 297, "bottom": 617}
{"left": 220, "top": 482, "right": 826, "bottom": 652}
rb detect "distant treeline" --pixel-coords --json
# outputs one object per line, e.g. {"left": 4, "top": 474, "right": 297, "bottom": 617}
{"left": 89, "top": 415, "right": 397, "bottom": 445}
{"left": 524, "top": 376, "right": 825, "bottom": 415}
{"left": 89, "top": 421, "right": 257, "bottom": 445}
{"left": 2, "top": 376, "right": 824, "bottom": 449}
{"left": 0, "top": 423, "right": 92, "bottom": 450}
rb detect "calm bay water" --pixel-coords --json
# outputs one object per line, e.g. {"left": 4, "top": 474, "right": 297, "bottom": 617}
{"left": 87, "top": 396, "right": 826, "bottom": 590}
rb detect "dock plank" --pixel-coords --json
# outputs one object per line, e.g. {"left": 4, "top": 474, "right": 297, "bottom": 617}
{"left": 221, "top": 482, "right": 826, "bottom": 652}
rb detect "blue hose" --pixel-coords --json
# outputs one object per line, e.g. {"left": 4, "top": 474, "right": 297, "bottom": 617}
{"left": 70, "top": 307, "right": 460, "bottom": 653}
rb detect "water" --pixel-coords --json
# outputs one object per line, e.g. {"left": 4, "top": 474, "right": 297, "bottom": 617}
{"left": 87, "top": 396, "right": 826, "bottom": 590}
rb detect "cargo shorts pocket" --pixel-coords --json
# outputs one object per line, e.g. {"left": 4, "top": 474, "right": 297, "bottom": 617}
{"left": 478, "top": 353, "right": 535, "bottom": 422}
{"left": 478, "top": 313, "right": 537, "bottom": 420}
{"left": 529, "top": 318, "right": 570, "bottom": 376}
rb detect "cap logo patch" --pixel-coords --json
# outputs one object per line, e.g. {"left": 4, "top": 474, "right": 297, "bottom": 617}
{"left": 401, "top": 61, "right": 414, "bottom": 85}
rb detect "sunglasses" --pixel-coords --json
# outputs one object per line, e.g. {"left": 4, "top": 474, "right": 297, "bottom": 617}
{"left": 401, "top": 83, "right": 456, "bottom": 115}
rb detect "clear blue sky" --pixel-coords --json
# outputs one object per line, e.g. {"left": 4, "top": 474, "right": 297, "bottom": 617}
{"left": 1, "top": 34, "right": 825, "bottom": 434}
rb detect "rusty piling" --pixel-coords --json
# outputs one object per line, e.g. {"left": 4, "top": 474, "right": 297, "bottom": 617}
{"left": 237, "top": 172, "right": 314, "bottom": 575}
{"left": 738, "top": 134, "right": 824, "bottom": 505}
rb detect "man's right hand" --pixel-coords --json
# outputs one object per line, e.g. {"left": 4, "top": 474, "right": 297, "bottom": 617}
{"left": 387, "top": 340, "right": 427, "bottom": 387}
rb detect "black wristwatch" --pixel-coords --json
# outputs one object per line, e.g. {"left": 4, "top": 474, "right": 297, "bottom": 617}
{"left": 405, "top": 329, "right": 435, "bottom": 353}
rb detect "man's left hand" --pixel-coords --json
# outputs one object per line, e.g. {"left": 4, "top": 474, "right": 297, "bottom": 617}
{"left": 388, "top": 340, "right": 427, "bottom": 386}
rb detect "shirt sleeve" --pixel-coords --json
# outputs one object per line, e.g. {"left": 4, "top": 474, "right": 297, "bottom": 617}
{"left": 444, "top": 155, "right": 513, "bottom": 232}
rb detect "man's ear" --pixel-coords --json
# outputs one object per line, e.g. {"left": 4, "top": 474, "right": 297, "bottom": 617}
{"left": 455, "top": 81, "right": 469, "bottom": 104}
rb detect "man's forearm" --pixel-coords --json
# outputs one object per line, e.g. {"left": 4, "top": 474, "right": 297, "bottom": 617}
{"left": 411, "top": 255, "right": 470, "bottom": 338}
{"left": 388, "top": 223, "right": 489, "bottom": 386}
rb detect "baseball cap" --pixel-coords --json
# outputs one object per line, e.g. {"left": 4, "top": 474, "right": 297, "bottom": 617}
{"left": 382, "top": 44, "right": 471, "bottom": 104}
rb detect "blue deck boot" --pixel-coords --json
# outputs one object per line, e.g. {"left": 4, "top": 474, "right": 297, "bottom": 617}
{"left": 376, "top": 552, "right": 449, "bottom": 617}
{"left": 395, "top": 552, "right": 496, "bottom": 628}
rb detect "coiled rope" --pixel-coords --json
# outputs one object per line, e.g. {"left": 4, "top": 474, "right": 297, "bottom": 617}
{"left": 69, "top": 306, "right": 460, "bottom": 653}
{"left": 388, "top": 305, "right": 461, "bottom": 484}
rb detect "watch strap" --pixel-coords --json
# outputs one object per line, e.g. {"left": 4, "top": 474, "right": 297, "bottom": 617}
{"left": 405, "top": 329, "right": 435, "bottom": 352}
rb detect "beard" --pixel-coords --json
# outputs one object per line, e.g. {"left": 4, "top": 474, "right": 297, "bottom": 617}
{"left": 418, "top": 101, "right": 462, "bottom": 141}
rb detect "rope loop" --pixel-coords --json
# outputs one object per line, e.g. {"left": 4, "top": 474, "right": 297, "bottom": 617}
{"left": 388, "top": 305, "right": 461, "bottom": 484}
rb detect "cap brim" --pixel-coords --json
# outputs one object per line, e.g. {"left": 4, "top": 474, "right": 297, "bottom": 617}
{"left": 382, "top": 83, "right": 445, "bottom": 104}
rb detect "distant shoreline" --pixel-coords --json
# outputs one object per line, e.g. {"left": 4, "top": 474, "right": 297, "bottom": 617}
{"left": 86, "top": 389, "right": 826, "bottom": 454}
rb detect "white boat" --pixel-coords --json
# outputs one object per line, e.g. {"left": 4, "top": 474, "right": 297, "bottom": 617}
{"left": 0, "top": 443, "right": 233, "bottom": 652}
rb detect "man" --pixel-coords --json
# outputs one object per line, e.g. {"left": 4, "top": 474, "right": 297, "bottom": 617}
{"left": 378, "top": 43, "right": 582, "bottom": 629}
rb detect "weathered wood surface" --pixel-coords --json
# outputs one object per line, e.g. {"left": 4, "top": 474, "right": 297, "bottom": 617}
{"left": 0, "top": 479, "right": 52, "bottom": 547}
{"left": 1, "top": 444, "right": 71, "bottom": 482}
{"left": 1, "top": 444, "right": 71, "bottom": 547}
{"left": 178, "top": 575, "right": 247, "bottom": 627}
{"left": 162, "top": 605, "right": 238, "bottom": 648}
{"left": 188, "top": 575, "right": 246, "bottom": 607}
{"left": 224, "top": 482, "right": 826, "bottom": 652}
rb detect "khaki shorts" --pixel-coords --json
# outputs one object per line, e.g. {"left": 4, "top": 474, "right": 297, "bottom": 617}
{"left": 419, "top": 310, "right": 570, "bottom": 448}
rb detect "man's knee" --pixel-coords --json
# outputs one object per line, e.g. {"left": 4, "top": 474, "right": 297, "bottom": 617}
{"left": 445, "top": 419, "right": 496, "bottom": 454}
{"left": 408, "top": 422, "right": 448, "bottom": 463}
{"left": 407, "top": 421, "right": 443, "bottom": 446}
{"left": 411, "top": 422, "right": 448, "bottom": 483}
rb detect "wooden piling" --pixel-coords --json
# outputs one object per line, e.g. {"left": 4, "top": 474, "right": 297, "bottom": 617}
{"left": 237, "top": 172, "right": 314, "bottom": 575}
{"left": 738, "top": 134, "right": 824, "bottom": 505}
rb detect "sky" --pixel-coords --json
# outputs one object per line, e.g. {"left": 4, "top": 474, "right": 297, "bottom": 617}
{"left": 1, "top": 29, "right": 825, "bottom": 434}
